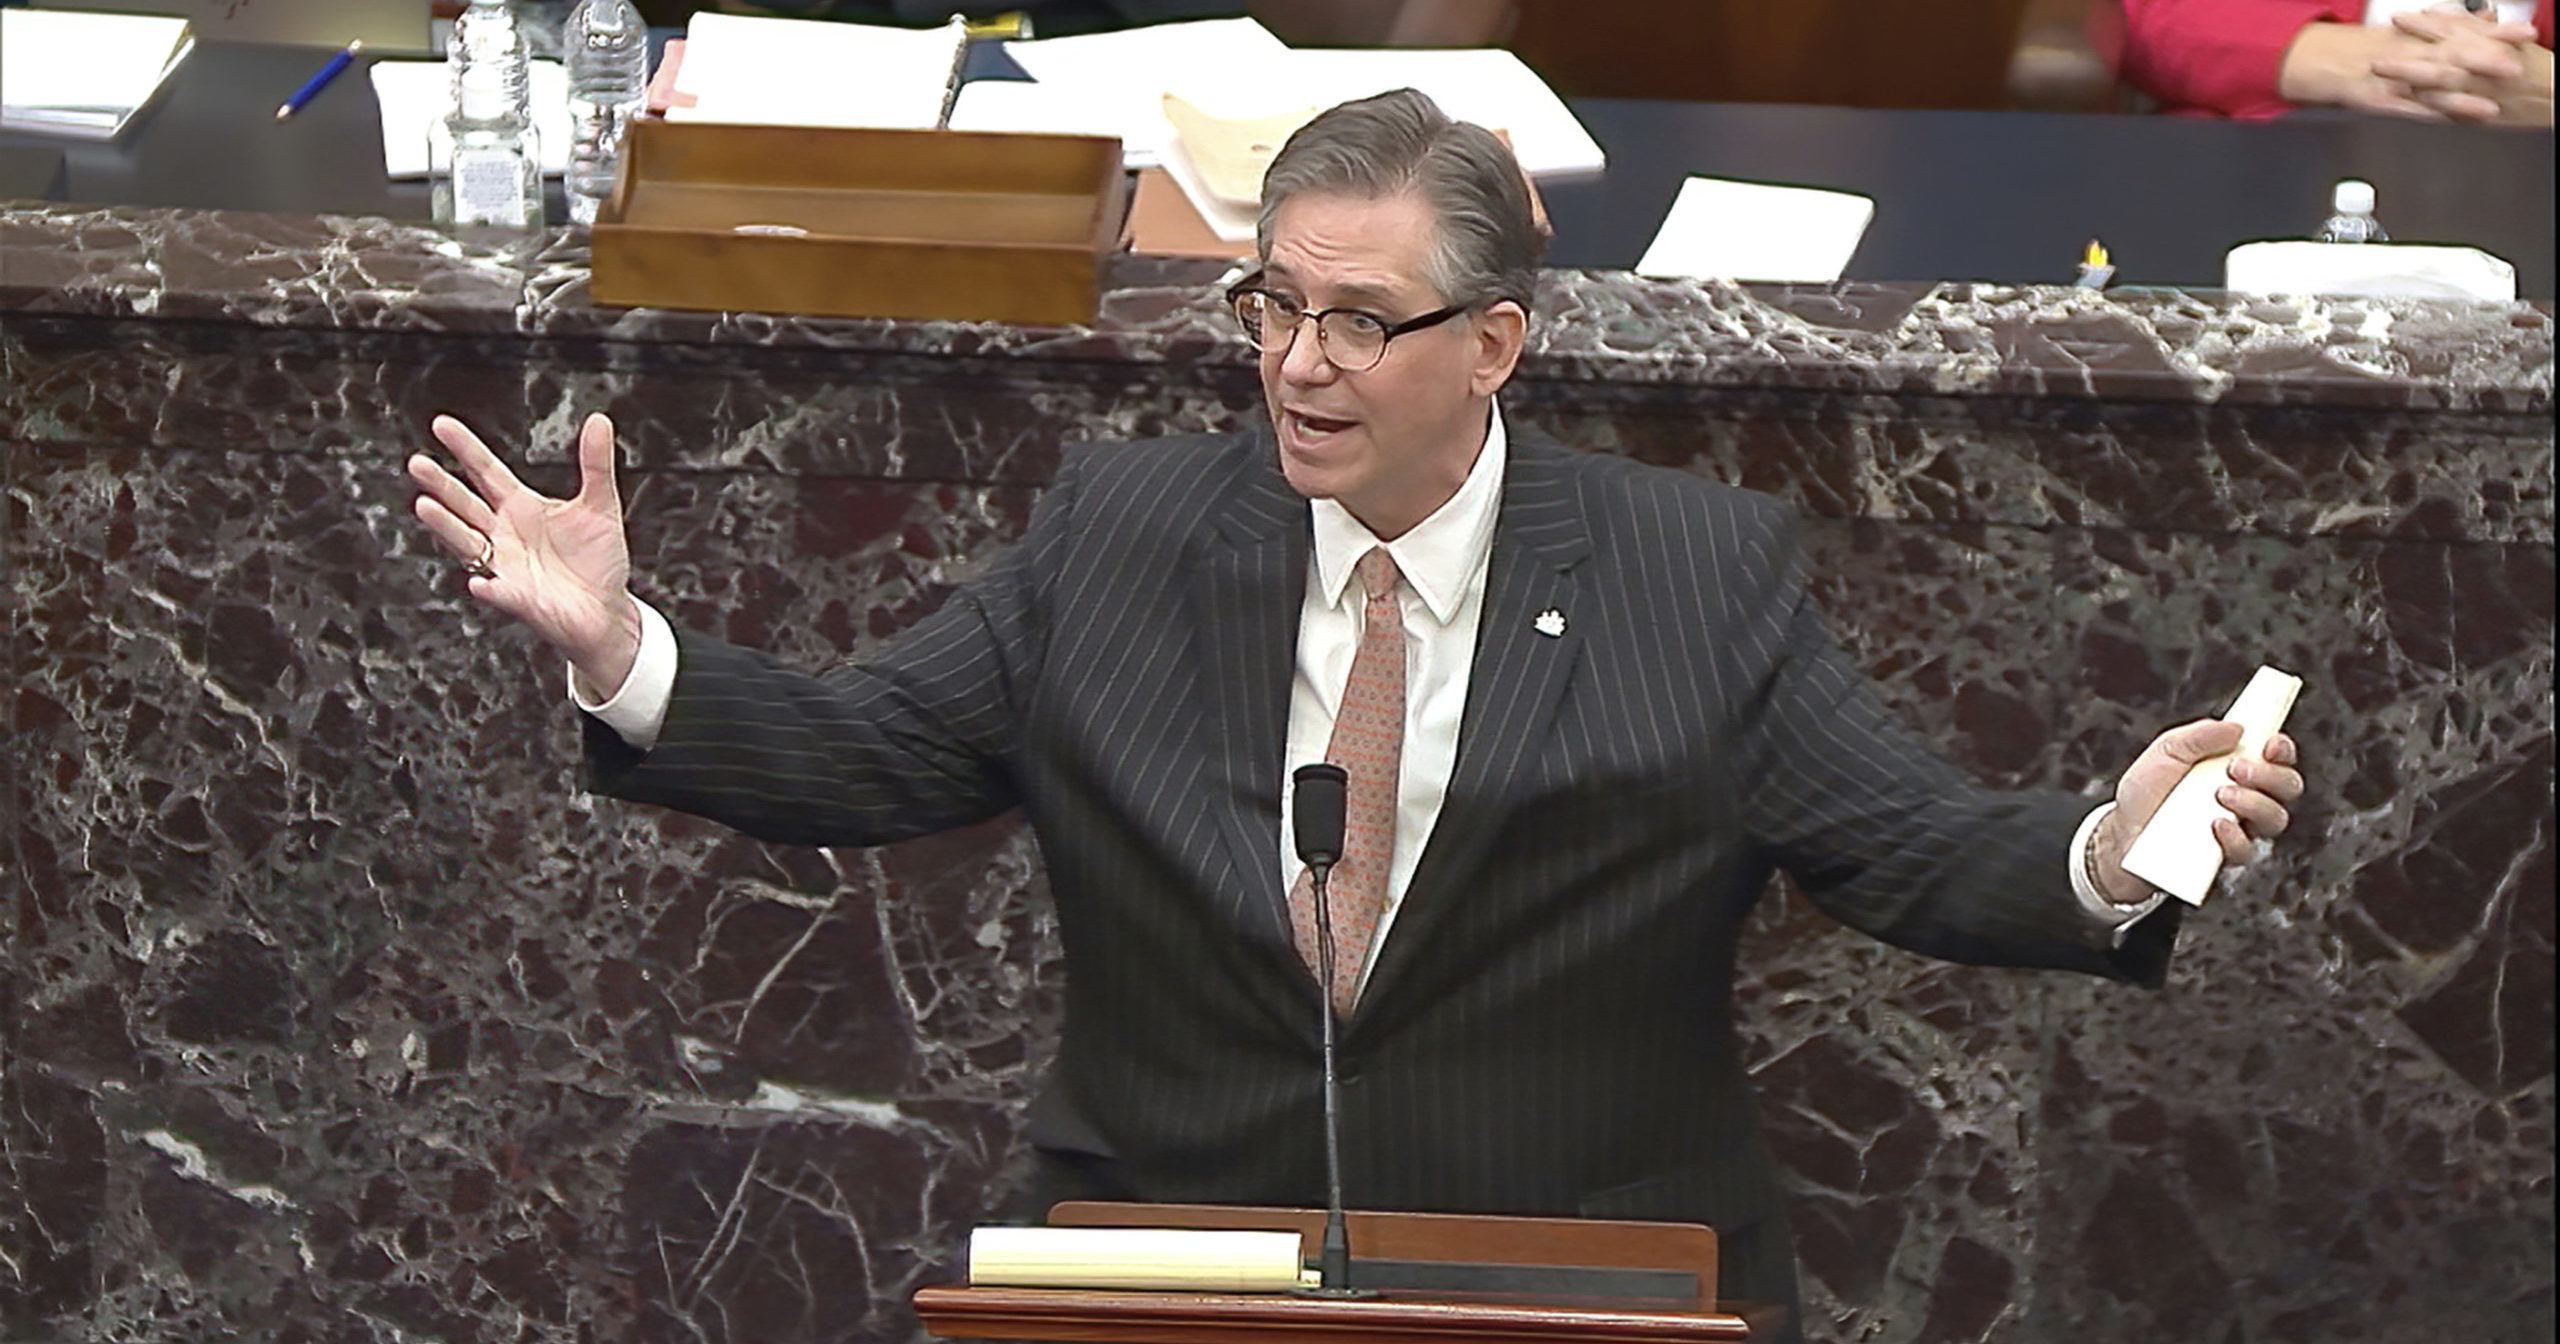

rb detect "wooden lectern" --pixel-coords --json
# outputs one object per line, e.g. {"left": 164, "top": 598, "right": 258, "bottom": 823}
{"left": 914, "top": 1202, "right": 1758, "bottom": 1342}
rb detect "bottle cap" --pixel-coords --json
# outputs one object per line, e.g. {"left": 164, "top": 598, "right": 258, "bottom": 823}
{"left": 2333, "top": 179, "right": 2376, "bottom": 215}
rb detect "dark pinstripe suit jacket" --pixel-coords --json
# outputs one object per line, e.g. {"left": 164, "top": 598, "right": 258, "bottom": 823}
{"left": 589, "top": 422, "right": 2174, "bottom": 1240}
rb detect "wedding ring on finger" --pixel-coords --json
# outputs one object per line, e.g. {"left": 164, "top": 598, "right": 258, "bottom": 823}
{"left": 465, "top": 536, "right": 497, "bottom": 580}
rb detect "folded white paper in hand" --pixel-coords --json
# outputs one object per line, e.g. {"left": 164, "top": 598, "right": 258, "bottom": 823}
{"left": 2120, "top": 666, "right": 2303, "bottom": 906}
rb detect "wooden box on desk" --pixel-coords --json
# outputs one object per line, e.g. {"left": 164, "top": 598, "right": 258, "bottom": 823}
{"left": 589, "top": 120, "right": 1125, "bottom": 325}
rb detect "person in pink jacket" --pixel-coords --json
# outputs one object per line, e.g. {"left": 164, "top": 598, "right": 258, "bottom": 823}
{"left": 2121, "top": 0, "right": 2554, "bottom": 121}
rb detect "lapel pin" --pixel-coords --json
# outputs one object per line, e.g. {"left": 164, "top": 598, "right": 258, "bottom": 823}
{"left": 1533, "top": 609, "right": 1566, "bottom": 638}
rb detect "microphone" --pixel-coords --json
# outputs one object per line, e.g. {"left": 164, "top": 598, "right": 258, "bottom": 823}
{"left": 1293, "top": 762, "right": 1347, "bottom": 870}
{"left": 1289, "top": 762, "right": 1355, "bottom": 1295}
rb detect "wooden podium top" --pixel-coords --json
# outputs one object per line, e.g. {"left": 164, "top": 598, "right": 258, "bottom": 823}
{"left": 914, "top": 1283, "right": 1753, "bottom": 1342}
{"left": 917, "top": 1204, "right": 1757, "bottom": 1342}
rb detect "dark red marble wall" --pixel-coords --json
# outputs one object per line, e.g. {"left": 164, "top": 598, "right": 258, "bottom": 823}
{"left": 1526, "top": 383, "right": 2553, "bottom": 1340}
{"left": 2, "top": 231, "right": 2551, "bottom": 1343}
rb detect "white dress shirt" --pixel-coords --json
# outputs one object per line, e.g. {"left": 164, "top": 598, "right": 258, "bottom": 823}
{"left": 580, "top": 406, "right": 2161, "bottom": 965}
{"left": 1278, "top": 405, "right": 1508, "bottom": 994}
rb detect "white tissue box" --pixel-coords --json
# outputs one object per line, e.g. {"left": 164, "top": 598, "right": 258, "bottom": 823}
{"left": 2225, "top": 241, "right": 2515, "bottom": 301}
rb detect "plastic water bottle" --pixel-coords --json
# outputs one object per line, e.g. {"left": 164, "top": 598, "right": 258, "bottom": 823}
{"left": 563, "top": 0, "right": 647, "bottom": 227}
{"left": 439, "top": 0, "right": 544, "bottom": 230}
{"left": 2316, "top": 180, "right": 2386, "bottom": 244}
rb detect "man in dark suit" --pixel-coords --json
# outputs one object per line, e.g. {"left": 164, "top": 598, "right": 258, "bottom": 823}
{"left": 409, "top": 91, "right": 2304, "bottom": 1339}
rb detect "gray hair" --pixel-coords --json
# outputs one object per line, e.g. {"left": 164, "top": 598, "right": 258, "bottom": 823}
{"left": 1256, "top": 89, "right": 1545, "bottom": 314}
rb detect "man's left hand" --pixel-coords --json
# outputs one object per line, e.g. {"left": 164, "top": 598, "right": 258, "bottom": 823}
{"left": 2092, "top": 720, "right": 2306, "bottom": 907}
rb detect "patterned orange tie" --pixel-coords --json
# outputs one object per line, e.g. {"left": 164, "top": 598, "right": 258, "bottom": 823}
{"left": 1291, "top": 547, "right": 1405, "bottom": 1019}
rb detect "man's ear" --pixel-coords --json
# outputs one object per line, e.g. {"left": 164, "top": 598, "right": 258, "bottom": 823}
{"left": 1470, "top": 299, "right": 1528, "bottom": 397}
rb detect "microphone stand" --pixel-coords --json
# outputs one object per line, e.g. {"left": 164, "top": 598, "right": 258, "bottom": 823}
{"left": 1308, "top": 854, "right": 1354, "bottom": 1296}
{"left": 1280, "top": 768, "right": 1686, "bottom": 1308}
{"left": 1290, "top": 762, "right": 1359, "bottom": 1297}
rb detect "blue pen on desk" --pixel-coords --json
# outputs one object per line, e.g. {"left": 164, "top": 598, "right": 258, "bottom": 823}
{"left": 275, "top": 41, "right": 363, "bottom": 121}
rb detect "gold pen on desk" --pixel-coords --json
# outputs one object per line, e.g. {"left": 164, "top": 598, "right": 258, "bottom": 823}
{"left": 276, "top": 40, "right": 363, "bottom": 121}
{"left": 964, "top": 11, "right": 1035, "bottom": 39}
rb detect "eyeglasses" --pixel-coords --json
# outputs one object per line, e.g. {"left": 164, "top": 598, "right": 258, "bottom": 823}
{"left": 1226, "top": 278, "right": 1469, "bottom": 373}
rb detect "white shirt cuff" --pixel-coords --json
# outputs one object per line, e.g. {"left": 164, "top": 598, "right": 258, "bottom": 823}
{"left": 569, "top": 595, "right": 677, "bottom": 751}
{"left": 2072, "top": 801, "right": 2167, "bottom": 946}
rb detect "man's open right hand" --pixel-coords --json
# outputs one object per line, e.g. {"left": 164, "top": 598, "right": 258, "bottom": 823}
{"left": 409, "top": 411, "right": 642, "bottom": 697}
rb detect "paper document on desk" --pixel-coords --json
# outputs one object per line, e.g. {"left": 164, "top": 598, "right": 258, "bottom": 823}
{"left": 946, "top": 81, "right": 1154, "bottom": 154}
{"left": 1636, "top": 177, "right": 1875, "bottom": 283}
{"left": 371, "top": 61, "right": 574, "bottom": 178}
{"left": 1136, "top": 51, "right": 1601, "bottom": 243}
{"left": 40, "top": 0, "right": 432, "bottom": 54}
{"left": 983, "top": 21, "right": 1601, "bottom": 184}
{"left": 974, "top": 17, "right": 1292, "bottom": 168}
{"left": 0, "top": 8, "right": 195, "bottom": 142}
{"left": 665, "top": 13, "right": 966, "bottom": 130}
{"left": 1261, "top": 48, "right": 1605, "bottom": 180}
{"left": 966, "top": 1227, "right": 1309, "bottom": 1292}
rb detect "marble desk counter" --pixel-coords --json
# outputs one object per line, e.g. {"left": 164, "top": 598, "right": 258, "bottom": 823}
{"left": 2, "top": 205, "right": 2551, "bottom": 410}
{"left": 2, "top": 204, "right": 2552, "bottom": 1344}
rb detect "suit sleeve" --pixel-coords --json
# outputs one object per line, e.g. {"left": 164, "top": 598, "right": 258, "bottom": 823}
{"left": 2120, "top": 0, "right": 2355, "bottom": 118}
{"left": 1728, "top": 504, "right": 2178, "bottom": 987}
{"left": 580, "top": 455, "right": 1081, "bottom": 848}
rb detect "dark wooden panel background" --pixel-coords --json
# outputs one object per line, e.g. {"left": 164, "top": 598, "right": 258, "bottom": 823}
{"left": 1507, "top": 0, "right": 2040, "bottom": 107}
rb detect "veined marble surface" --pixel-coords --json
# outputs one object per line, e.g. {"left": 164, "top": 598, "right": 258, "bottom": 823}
{"left": 2, "top": 202, "right": 2552, "bottom": 1344}
{"left": 3, "top": 204, "right": 2550, "bottom": 410}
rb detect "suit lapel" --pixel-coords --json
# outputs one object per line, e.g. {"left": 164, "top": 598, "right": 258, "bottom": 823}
{"left": 1358, "top": 433, "right": 1591, "bottom": 1026}
{"left": 1189, "top": 428, "right": 1309, "bottom": 952}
